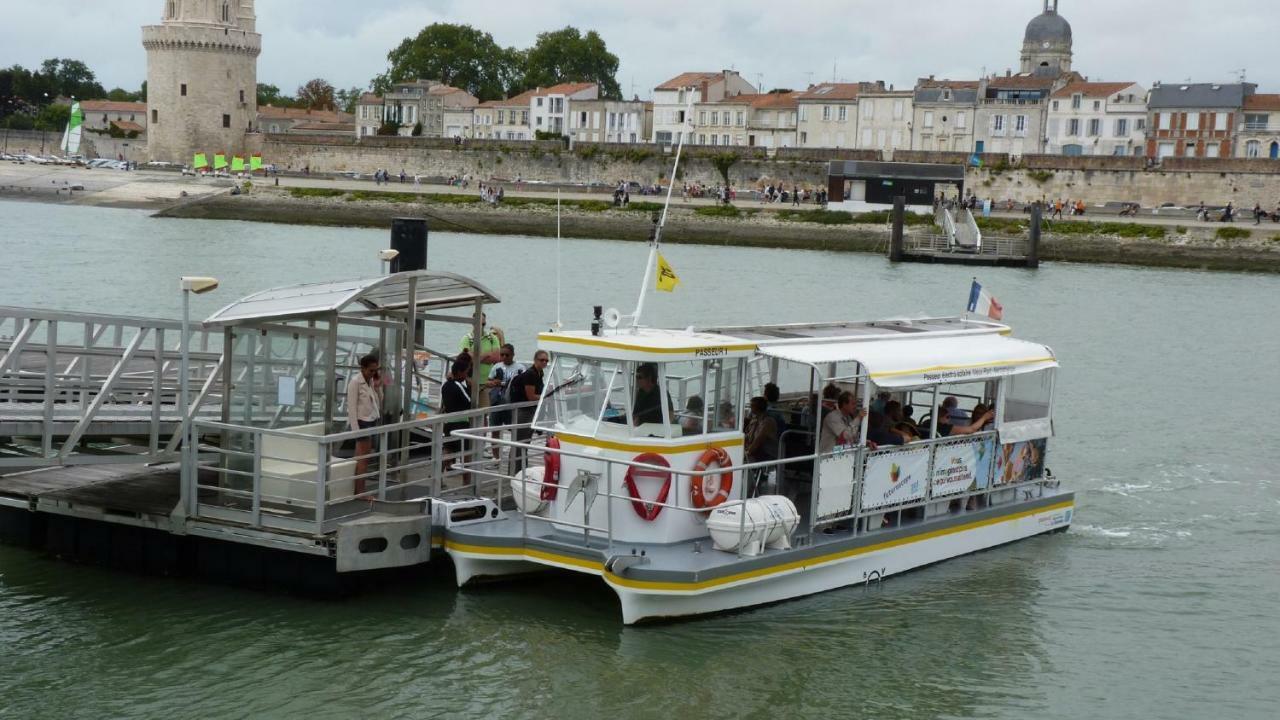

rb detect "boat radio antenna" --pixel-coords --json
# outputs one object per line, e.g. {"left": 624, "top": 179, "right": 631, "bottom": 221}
{"left": 555, "top": 188, "right": 563, "bottom": 330}
{"left": 629, "top": 97, "right": 693, "bottom": 331}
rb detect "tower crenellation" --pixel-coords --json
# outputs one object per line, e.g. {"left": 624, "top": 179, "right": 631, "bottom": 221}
{"left": 143, "top": 0, "right": 261, "bottom": 163}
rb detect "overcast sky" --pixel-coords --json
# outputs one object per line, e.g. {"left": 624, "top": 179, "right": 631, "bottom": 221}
{"left": 3, "top": 0, "right": 1275, "bottom": 97}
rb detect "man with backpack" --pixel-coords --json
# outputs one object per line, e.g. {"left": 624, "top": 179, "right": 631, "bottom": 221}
{"left": 485, "top": 344, "right": 525, "bottom": 458}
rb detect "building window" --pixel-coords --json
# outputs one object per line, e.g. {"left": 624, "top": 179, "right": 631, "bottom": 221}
{"left": 956, "top": 111, "right": 966, "bottom": 129}
{"left": 1052, "top": 100, "right": 1059, "bottom": 111}
{"left": 924, "top": 111, "right": 934, "bottom": 128}
{"left": 1115, "top": 118, "right": 1129, "bottom": 136}
{"left": 1214, "top": 113, "right": 1229, "bottom": 131}
{"left": 222, "top": 114, "right": 230, "bottom": 128}
{"left": 168, "top": 1, "right": 175, "bottom": 18}
{"left": 1186, "top": 113, "right": 1200, "bottom": 131}
{"left": 1067, "top": 118, "right": 1080, "bottom": 136}
{"left": 993, "top": 114, "right": 1005, "bottom": 132}
{"left": 1246, "top": 140, "right": 1261, "bottom": 158}
{"left": 222, "top": 2, "right": 229, "bottom": 22}
{"left": 737, "top": 111, "right": 745, "bottom": 126}
{"left": 822, "top": 106, "right": 830, "bottom": 121}
{"left": 1015, "top": 114, "right": 1027, "bottom": 134}
{"left": 893, "top": 99, "right": 904, "bottom": 119}
{"left": 151, "top": 109, "right": 158, "bottom": 123}
{"left": 711, "top": 111, "right": 719, "bottom": 126}
{"left": 1088, "top": 118, "right": 1102, "bottom": 136}
{"left": 240, "top": 89, "right": 245, "bottom": 103}
{"left": 1093, "top": 100, "right": 1101, "bottom": 111}
{"left": 180, "top": 83, "right": 187, "bottom": 97}
{"left": 1071, "top": 94, "right": 1081, "bottom": 109}
{"left": 838, "top": 106, "right": 847, "bottom": 122}
{"left": 536, "top": 98, "right": 543, "bottom": 107}
{"left": 1158, "top": 113, "right": 1170, "bottom": 131}
{"left": 1136, "top": 118, "right": 1146, "bottom": 130}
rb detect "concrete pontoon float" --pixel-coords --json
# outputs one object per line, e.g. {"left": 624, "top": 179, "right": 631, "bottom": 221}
{"left": 0, "top": 270, "right": 527, "bottom": 588}
{"left": 446, "top": 315, "right": 1074, "bottom": 624}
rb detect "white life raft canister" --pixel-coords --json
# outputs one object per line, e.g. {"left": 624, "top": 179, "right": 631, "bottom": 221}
{"left": 705, "top": 496, "right": 800, "bottom": 557}
{"left": 510, "top": 466, "right": 548, "bottom": 515}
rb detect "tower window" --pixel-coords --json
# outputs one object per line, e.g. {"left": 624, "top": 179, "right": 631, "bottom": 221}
{"left": 152, "top": 109, "right": 158, "bottom": 123}
{"left": 222, "top": 3, "right": 230, "bottom": 22}
{"left": 223, "top": 114, "right": 231, "bottom": 128}
{"left": 181, "top": 84, "right": 187, "bottom": 97}
{"left": 240, "top": 90, "right": 245, "bottom": 103}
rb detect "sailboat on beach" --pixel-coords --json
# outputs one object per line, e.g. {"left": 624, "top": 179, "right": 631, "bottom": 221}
{"left": 60, "top": 101, "right": 83, "bottom": 157}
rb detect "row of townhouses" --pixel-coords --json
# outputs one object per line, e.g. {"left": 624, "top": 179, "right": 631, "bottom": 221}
{"left": 85, "top": 2, "right": 1280, "bottom": 161}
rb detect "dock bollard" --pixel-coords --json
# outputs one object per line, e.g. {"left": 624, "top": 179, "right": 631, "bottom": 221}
{"left": 1027, "top": 203, "right": 1042, "bottom": 269}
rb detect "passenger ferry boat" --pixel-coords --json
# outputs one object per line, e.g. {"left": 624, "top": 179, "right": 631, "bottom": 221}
{"left": 447, "top": 314, "right": 1072, "bottom": 624}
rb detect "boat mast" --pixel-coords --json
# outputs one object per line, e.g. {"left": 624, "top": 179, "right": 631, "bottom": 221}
{"left": 629, "top": 99, "right": 693, "bottom": 331}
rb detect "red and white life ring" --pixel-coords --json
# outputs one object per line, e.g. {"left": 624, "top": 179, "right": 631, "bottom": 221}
{"left": 691, "top": 446, "right": 734, "bottom": 510}
{"left": 539, "top": 436, "right": 562, "bottom": 501}
{"left": 624, "top": 453, "right": 673, "bottom": 521}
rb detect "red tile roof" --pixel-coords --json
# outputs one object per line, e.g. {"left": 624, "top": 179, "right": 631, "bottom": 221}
{"left": 1244, "top": 94, "right": 1280, "bottom": 111}
{"left": 987, "top": 74, "right": 1057, "bottom": 90}
{"left": 357, "top": 93, "right": 383, "bottom": 105}
{"left": 656, "top": 72, "right": 724, "bottom": 90}
{"left": 478, "top": 89, "right": 539, "bottom": 108}
{"left": 532, "top": 82, "right": 596, "bottom": 96}
{"left": 750, "top": 92, "right": 799, "bottom": 110}
{"left": 1051, "top": 81, "right": 1139, "bottom": 99}
{"left": 110, "top": 120, "right": 145, "bottom": 133}
{"left": 80, "top": 100, "right": 146, "bottom": 113}
{"left": 796, "top": 83, "right": 876, "bottom": 101}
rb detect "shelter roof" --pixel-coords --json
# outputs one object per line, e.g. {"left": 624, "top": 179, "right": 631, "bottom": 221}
{"left": 828, "top": 160, "right": 965, "bottom": 182}
{"left": 257, "top": 106, "right": 352, "bottom": 123}
{"left": 204, "top": 271, "right": 500, "bottom": 326}
{"left": 110, "top": 120, "right": 145, "bottom": 133}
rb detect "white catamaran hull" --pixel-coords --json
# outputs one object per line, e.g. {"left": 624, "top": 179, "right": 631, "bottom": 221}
{"left": 445, "top": 498, "right": 1072, "bottom": 624}
{"left": 611, "top": 501, "right": 1071, "bottom": 624}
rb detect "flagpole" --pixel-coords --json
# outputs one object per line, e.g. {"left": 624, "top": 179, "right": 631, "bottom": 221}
{"left": 555, "top": 188, "right": 562, "bottom": 329}
{"left": 630, "top": 99, "right": 692, "bottom": 331}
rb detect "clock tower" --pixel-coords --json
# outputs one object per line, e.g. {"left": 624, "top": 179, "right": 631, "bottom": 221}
{"left": 1020, "top": 0, "right": 1073, "bottom": 76}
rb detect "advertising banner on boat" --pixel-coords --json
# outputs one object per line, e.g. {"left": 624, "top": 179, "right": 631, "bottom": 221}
{"left": 861, "top": 448, "right": 930, "bottom": 511}
{"left": 930, "top": 437, "right": 995, "bottom": 498}
{"left": 994, "top": 439, "right": 1047, "bottom": 486}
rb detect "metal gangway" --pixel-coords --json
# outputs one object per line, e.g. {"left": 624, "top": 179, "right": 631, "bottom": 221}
{"left": 0, "top": 307, "right": 224, "bottom": 469}
{"left": 935, "top": 204, "right": 984, "bottom": 252}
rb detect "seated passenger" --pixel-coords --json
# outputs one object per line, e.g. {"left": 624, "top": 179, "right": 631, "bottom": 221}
{"left": 938, "top": 403, "right": 994, "bottom": 436}
{"left": 820, "top": 391, "right": 866, "bottom": 454}
{"left": 943, "top": 396, "right": 969, "bottom": 422}
{"left": 718, "top": 401, "right": 736, "bottom": 430}
{"left": 866, "top": 411, "right": 904, "bottom": 446}
{"left": 632, "top": 363, "right": 669, "bottom": 426}
{"left": 680, "top": 395, "right": 704, "bottom": 435}
{"left": 745, "top": 397, "right": 780, "bottom": 494}
{"left": 884, "top": 400, "right": 920, "bottom": 442}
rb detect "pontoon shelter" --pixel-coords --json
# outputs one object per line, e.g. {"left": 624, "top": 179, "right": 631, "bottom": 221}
{"left": 827, "top": 161, "right": 965, "bottom": 215}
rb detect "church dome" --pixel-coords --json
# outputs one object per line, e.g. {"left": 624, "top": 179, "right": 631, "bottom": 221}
{"left": 1024, "top": 9, "right": 1072, "bottom": 46}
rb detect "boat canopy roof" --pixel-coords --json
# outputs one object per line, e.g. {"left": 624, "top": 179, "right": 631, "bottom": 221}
{"left": 204, "top": 271, "right": 499, "bottom": 327}
{"left": 756, "top": 332, "right": 1057, "bottom": 388}
{"left": 538, "top": 328, "right": 757, "bottom": 363}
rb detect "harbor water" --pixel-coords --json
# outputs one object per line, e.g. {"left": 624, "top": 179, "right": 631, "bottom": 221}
{"left": 1, "top": 199, "right": 1277, "bottom": 719}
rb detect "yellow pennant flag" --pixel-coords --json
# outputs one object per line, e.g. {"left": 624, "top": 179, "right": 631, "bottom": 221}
{"left": 656, "top": 253, "right": 680, "bottom": 293}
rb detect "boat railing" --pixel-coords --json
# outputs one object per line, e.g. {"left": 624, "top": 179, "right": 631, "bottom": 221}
{"left": 186, "top": 401, "right": 539, "bottom": 535}
{"left": 451, "top": 423, "right": 1055, "bottom": 557}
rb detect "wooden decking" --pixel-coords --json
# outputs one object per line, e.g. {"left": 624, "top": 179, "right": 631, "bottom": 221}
{"left": 0, "top": 463, "right": 186, "bottom": 517}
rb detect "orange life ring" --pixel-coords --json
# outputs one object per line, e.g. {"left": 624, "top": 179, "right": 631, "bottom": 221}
{"left": 539, "top": 437, "right": 562, "bottom": 501}
{"left": 624, "top": 453, "right": 673, "bottom": 521}
{"left": 691, "top": 447, "right": 734, "bottom": 510}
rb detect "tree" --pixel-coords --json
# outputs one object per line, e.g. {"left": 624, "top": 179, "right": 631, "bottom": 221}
{"left": 411, "top": 121, "right": 423, "bottom": 137}
{"left": 39, "top": 58, "right": 105, "bottom": 100}
{"left": 520, "top": 27, "right": 621, "bottom": 99}
{"left": 711, "top": 152, "right": 740, "bottom": 190}
{"left": 377, "top": 23, "right": 520, "bottom": 101}
{"left": 257, "top": 83, "right": 294, "bottom": 108}
{"left": 377, "top": 120, "right": 401, "bottom": 136}
{"left": 335, "top": 86, "right": 363, "bottom": 115}
{"left": 33, "top": 102, "right": 69, "bottom": 131}
{"left": 296, "top": 79, "right": 336, "bottom": 111}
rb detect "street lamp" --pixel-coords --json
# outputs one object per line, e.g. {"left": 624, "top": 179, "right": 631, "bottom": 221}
{"left": 179, "top": 276, "right": 219, "bottom": 519}
{"left": 378, "top": 248, "right": 400, "bottom": 275}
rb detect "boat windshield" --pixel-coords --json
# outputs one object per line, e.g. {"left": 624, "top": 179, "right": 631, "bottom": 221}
{"left": 532, "top": 355, "right": 620, "bottom": 436}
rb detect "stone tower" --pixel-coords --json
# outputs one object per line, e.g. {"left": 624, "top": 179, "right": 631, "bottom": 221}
{"left": 1020, "top": 0, "right": 1073, "bottom": 76}
{"left": 142, "top": 0, "right": 261, "bottom": 163}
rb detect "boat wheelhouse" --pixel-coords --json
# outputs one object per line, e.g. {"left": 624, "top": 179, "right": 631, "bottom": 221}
{"left": 447, "top": 315, "right": 1073, "bottom": 623}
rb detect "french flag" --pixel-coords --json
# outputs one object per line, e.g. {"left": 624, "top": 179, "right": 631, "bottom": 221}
{"left": 967, "top": 280, "right": 1004, "bottom": 320}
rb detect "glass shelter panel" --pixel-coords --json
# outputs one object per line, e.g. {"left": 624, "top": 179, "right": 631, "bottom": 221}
{"left": 533, "top": 356, "right": 618, "bottom": 436}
